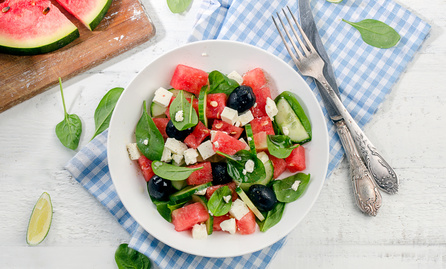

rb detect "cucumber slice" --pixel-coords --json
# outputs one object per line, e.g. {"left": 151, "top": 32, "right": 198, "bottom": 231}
{"left": 170, "top": 89, "right": 194, "bottom": 99}
{"left": 171, "top": 180, "right": 187, "bottom": 191}
{"left": 274, "top": 91, "right": 312, "bottom": 144}
{"left": 244, "top": 124, "right": 256, "bottom": 154}
{"left": 169, "top": 182, "right": 212, "bottom": 203}
{"left": 198, "top": 86, "right": 208, "bottom": 127}
{"left": 235, "top": 187, "right": 265, "bottom": 221}
{"left": 239, "top": 160, "right": 274, "bottom": 191}
{"left": 191, "top": 195, "right": 213, "bottom": 235}
{"left": 150, "top": 102, "right": 167, "bottom": 117}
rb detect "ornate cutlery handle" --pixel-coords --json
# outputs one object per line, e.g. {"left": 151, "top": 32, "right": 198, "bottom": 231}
{"left": 317, "top": 76, "right": 399, "bottom": 194}
{"left": 335, "top": 120, "right": 382, "bottom": 216}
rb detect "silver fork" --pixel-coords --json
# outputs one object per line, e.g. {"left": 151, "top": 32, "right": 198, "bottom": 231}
{"left": 273, "top": 7, "right": 388, "bottom": 216}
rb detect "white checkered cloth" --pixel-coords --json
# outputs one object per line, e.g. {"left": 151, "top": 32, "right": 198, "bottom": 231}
{"left": 65, "top": 0, "right": 430, "bottom": 268}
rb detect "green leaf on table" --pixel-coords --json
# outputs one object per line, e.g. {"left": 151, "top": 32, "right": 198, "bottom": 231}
{"left": 208, "top": 70, "right": 239, "bottom": 95}
{"left": 217, "top": 150, "right": 266, "bottom": 184}
{"left": 267, "top": 135, "right": 299, "bottom": 159}
{"left": 151, "top": 160, "right": 203, "bottom": 181}
{"left": 342, "top": 18, "right": 401, "bottom": 49}
{"left": 115, "top": 243, "right": 151, "bottom": 269}
{"left": 272, "top": 173, "right": 311, "bottom": 203}
{"left": 55, "top": 78, "right": 82, "bottom": 150}
{"left": 91, "top": 87, "right": 124, "bottom": 139}
{"left": 169, "top": 90, "right": 198, "bottom": 131}
{"left": 167, "top": 0, "right": 193, "bottom": 14}
{"left": 135, "top": 101, "right": 164, "bottom": 161}
{"left": 208, "top": 186, "right": 232, "bottom": 216}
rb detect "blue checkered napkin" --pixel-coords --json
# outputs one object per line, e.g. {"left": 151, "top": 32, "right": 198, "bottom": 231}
{"left": 189, "top": 0, "right": 431, "bottom": 176}
{"left": 65, "top": 0, "right": 430, "bottom": 268}
{"left": 65, "top": 129, "right": 286, "bottom": 269}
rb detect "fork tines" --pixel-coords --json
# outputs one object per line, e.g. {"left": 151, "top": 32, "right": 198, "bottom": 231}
{"left": 272, "top": 6, "right": 316, "bottom": 62}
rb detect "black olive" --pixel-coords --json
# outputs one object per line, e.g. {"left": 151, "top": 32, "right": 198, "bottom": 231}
{"left": 227, "top": 85, "right": 256, "bottom": 113}
{"left": 147, "top": 175, "right": 174, "bottom": 201}
{"left": 248, "top": 184, "right": 277, "bottom": 212}
{"left": 165, "top": 120, "right": 194, "bottom": 140}
{"left": 211, "top": 162, "right": 232, "bottom": 185}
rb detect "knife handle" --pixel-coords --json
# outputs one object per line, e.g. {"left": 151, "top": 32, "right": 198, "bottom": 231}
{"left": 335, "top": 120, "right": 382, "bottom": 216}
{"left": 317, "top": 76, "right": 399, "bottom": 194}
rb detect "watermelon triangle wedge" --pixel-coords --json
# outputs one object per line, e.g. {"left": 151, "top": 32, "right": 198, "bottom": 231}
{"left": 55, "top": 0, "right": 113, "bottom": 31}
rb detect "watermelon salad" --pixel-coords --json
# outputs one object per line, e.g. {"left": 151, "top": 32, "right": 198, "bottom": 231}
{"left": 0, "top": 0, "right": 112, "bottom": 55}
{"left": 126, "top": 64, "right": 313, "bottom": 239}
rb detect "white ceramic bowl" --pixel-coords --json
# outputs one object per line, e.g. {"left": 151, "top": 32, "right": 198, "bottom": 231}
{"left": 108, "top": 40, "right": 329, "bottom": 258}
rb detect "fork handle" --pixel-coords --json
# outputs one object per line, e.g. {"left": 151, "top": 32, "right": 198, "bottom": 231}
{"left": 335, "top": 119, "right": 382, "bottom": 216}
{"left": 317, "top": 75, "right": 399, "bottom": 194}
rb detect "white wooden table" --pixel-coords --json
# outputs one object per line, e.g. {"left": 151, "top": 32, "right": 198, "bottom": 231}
{"left": 1, "top": 0, "right": 445, "bottom": 268}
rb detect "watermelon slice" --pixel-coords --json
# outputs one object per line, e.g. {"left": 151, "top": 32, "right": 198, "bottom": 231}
{"left": 0, "top": 0, "right": 79, "bottom": 55}
{"left": 56, "top": 0, "right": 113, "bottom": 31}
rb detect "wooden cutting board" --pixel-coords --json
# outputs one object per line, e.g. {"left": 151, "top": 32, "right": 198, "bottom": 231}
{"left": 0, "top": 0, "right": 155, "bottom": 113}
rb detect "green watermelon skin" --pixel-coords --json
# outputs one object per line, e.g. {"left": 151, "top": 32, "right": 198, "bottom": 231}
{"left": 0, "top": 0, "right": 79, "bottom": 55}
{"left": 56, "top": 0, "right": 113, "bottom": 31}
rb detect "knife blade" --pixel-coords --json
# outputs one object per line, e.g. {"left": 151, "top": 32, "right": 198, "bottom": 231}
{"left": 298, "top": 0, "right": 398, "bottom": 194}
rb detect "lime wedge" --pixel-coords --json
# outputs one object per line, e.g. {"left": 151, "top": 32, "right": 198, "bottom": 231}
{"left": 26, "top": 192, "right": 53, "bottom": 246}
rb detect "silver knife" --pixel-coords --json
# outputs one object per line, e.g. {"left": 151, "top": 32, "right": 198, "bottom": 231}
{"left": 299, "top": 0, "right": 398, "bottom": 195}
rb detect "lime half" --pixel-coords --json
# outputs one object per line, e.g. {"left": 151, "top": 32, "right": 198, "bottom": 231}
{"left": 26, "top": 192, "right": 53, "bottom": 246}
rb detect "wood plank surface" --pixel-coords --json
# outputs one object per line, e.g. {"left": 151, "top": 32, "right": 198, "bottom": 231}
{"left": 0, "top": 0, "right": 155, "bottom": 113}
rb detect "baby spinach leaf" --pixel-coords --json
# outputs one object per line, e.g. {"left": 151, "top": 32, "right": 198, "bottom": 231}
{"left": 55, "top": 78, "right": 82, "bottom": 150}
{"left": 151, "top": 199, "right": 187, "bottom": 222}
{"left": 115, "top": 243, "right": 151, "bottom": 269}
{"left": 167, "top": 0, "right": 192, "bottom": 13}
{"left": 169, "top": 90, "right": 198, "bottom": 131}
{"left": 208, "top": 71, "right": 239, "bottom": 95}
{"left": 151, "top": 160, "right": 203, "bottom": 181}
{"left": 272, "top": 173, "right": 311, "bottom": 203}
{"left": 258, "top": 202, "right": 285, "bottom": 232}
{"left": 135, "top": 101, "right": 164, "bottom": 161}
{"left": 267, "top": 135, "right": 299, "bottom": 159}
{"left": 208, "top": 186, "right": 232, "bottom": 216}
{"left": 92, "top": 87, "right": 124, "bottom": 139}
{"left": 217, "top": 150, "right": 266, "bottom": 184}
{"left": 342, "top": 19, "right": 401, "bottom": 49}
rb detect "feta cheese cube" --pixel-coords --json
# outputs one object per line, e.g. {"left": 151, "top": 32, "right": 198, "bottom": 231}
{"left": 153, "top": 87, "right": 173, "bottom": 107}
{"left": 291, "top": 180, "right": 301, "bottom": 191}
{"left": 197, "top": 140, "right": 216, "bottom": 160}
{"left": 238, "top": 138, "right": 250, "bottom": 151}
{"left": 265, "top": 97, "right": 279, "bottom": 121}
{"left": 220, "top": 218, "right": 236, "bottom": 234}
{"left": 245, "top": 159, "right": 255, "bottom": 173}
{"left": 221, "top": 106, "right": 238, "bottom": 125}
{"left": 172, "top": 154, "right": 184, "bottom": 166}
{"left": 223, "top": 195, "right": 232, "bottom": 203}
{"left": 238, "top": 110, "right": 254, "bottom": 126}
{"left": 195, "top": 187, "right": 208, "bottom": 195}
{"left": 165, "top": 138, "right": 188, "bottom": 155}
{"left": 257, "top": 151, "right": 269, "bottom": 164}
{"left": 160, "top": 147, "right": 172, "bottom": 163}
{"left": 184, "top": 148, "right": 199, "bottom": 165}
{"left": 229, "top": 199, "right": 250, "bottom": 220}
{"left": 210, "top": 130, "right": 218, "bottom": 141}
{"left": 192, "top": 224, "right": 208, "bottom": 240}
{"left": 175, "top": 110, "right": 184, "bottom": 122}
{"left": 282, "top": 126, "right": 290, "bottom": 136}
{"left": 227, "top": 71, "right": 243, "bottom": 85}
{"left": 126, "top": 143, "right": 141, "bottom": 161}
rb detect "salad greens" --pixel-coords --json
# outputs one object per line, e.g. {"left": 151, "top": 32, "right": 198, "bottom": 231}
{"left": 115, "top": 243, "right": 151, "bottom": 269}
{"left": 169, "top": 90, "right": 199, "bottom": 131}
{"left": 258, "top": 202, "right": 286, "bottom": 232}
{"left": 208, "top": 186, "right": 232, "bottom": 216}
{"left": 55, "top": 78, "right": 82, "bottom": 150}
{"left": 342, "top": 19, "right": 401, "bottom": 49}
{"left": 208, "top": 71, "right": 239, "bottom": 95}
{"left": 151, "top": 161, "right": 203, "bottom": 181}
{"left": 267, "top": 135, "right": 299, "bottom": 159}
{"left": 272, "top": 173, "right": 311, "bottom": 203}
{"left": 217, "top": 150, "right": 266, "bottom": 184}
{"left": 136, "top": 101, "right": 165, "bottom": 161}
{"left": 92, "top": 87, "right": 124, "bottom": 139}
{"left": 167, "top": 0, "right": 192, "bottom": 14}
{"left": 152, "top": 199, "right": 186, "bottom": 222}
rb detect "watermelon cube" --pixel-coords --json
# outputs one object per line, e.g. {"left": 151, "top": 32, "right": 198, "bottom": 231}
{"left": 152, "top": 118, "right": 169, "bottom": 139}
{"left": 267, "top": 153, "right": 287, "bottom": 179}
{"left": 171, "top": 202, "right": 209, "bottom": 232}
{"left": 243, "top": 68, "right": 272, "bottom": 118}
{"left": 184, "top": 121, "right": 211, "bottom": 149}
{"left": 285, "top": 145, "right": 306, "bottom": 173}
{"left": 207, "top": 93, "right": 227, "bottom": 119}
{"left": 253, "top": 132, "right": 268, "bottom": 151}
{"left": 170, "top": 64, "right": 209, "bottom": 95}
{"left": 186, "top": 162, "right": 213, "bottom": 185}
{"left": 137, "top": 156, "right": 154, "bottom": 182}
{"left": 250, "top": 116, "right": 275, "bottom": 135}
{"left": 236, "top": 210, "right": 256, "bottom": 235}
{"left": 242, "top": 68, "right": 267, "bottom": 91}
{"left": 211, "top": 119, "right": 244, "bottom": 139}
{"left": 212, "top": 131, "right": 247, "bottom": 155}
